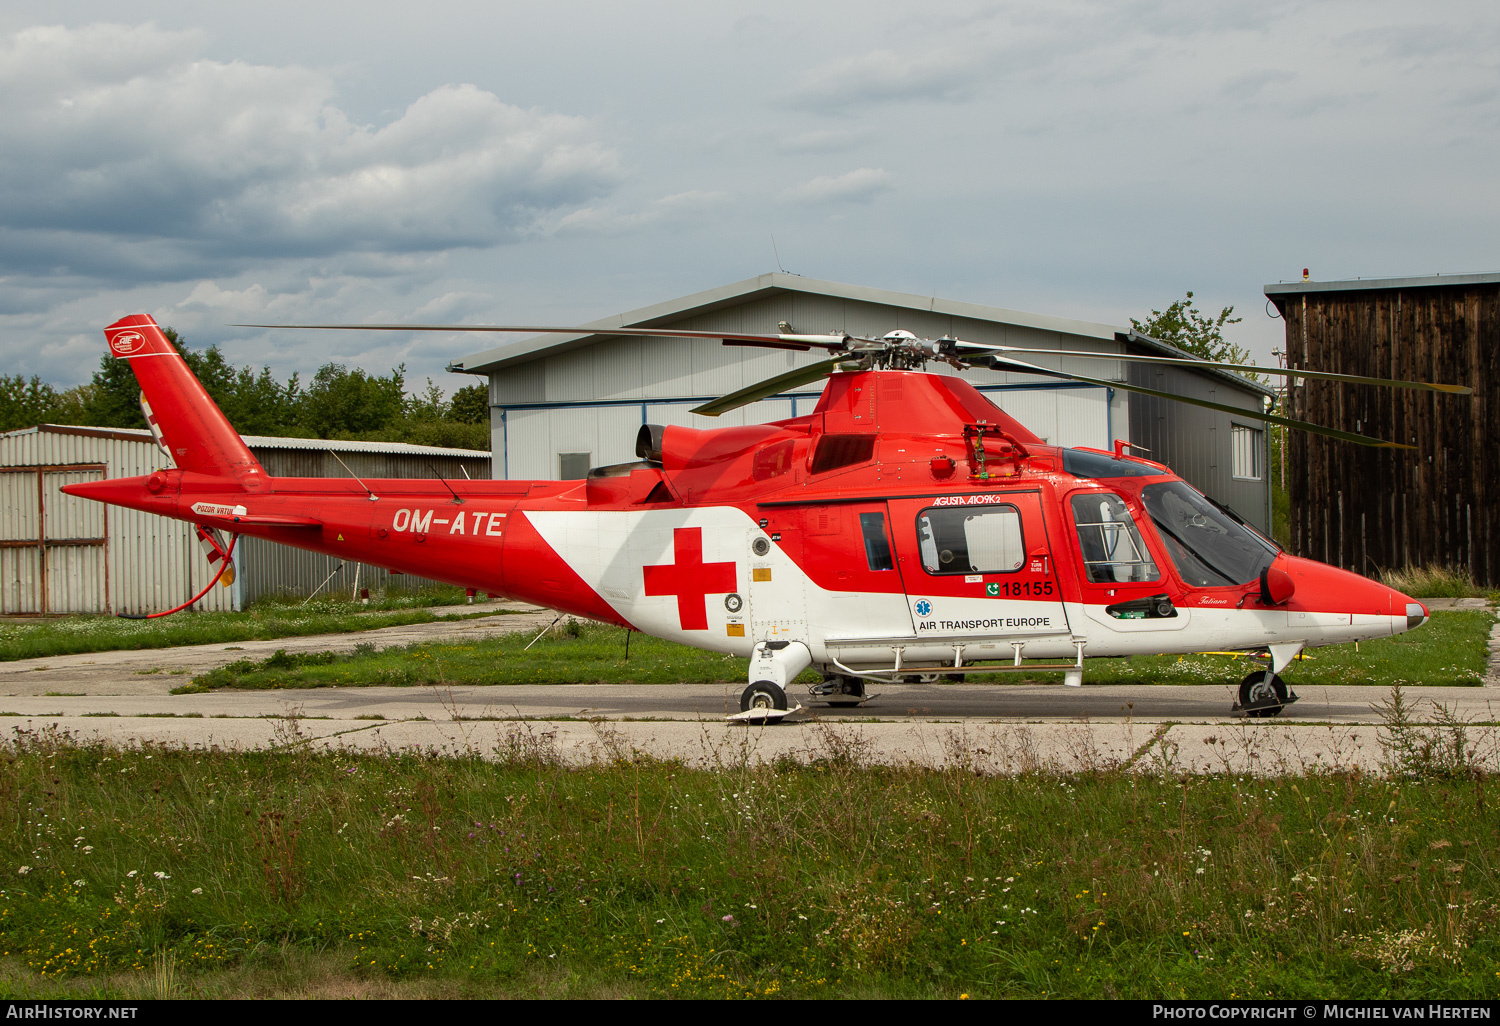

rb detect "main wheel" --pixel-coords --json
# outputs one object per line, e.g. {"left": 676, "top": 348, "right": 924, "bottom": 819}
{"left": 1238, "top": 671, "right": 1288, "bottom": 718}
{"left": 740, "top": 680, "right": 788, "bottom": 713}
{"left": 823, "top": 675, "right": 866, "bottom": 706}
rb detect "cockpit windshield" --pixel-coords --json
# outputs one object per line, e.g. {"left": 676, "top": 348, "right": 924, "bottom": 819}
{"left": 1140, "top": 481, "right": 1277, "bottom": 587}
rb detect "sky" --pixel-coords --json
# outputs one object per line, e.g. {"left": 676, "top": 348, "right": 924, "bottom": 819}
{"left": 1, "top": 1, "right": 1496, "bottom": 395}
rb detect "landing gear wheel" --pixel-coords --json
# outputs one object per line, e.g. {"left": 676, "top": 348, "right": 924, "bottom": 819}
{"left": 1238, "top": 671, "right": 1289, "bottom": 718}
{"left": 901, "top": 673, "right": 965, "bottom": 684}
{"left": 824, "top": 675, "right": 866, "bottom": 706}
{"left": 740, "top": 680, "right": 788, "bottom": 714}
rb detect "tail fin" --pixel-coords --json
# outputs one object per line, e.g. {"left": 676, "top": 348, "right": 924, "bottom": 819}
{"left": 104, "top": 315, "right": 267, "bottom": 485}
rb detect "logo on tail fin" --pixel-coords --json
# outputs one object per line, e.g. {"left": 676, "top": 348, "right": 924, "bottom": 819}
{"left": 110, "top": 331, "right": 146, "bottom": 356}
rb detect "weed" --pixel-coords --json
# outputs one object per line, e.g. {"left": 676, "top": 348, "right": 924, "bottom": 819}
{"left": 0, "top": 728, "right": 1496, "bottom": 999}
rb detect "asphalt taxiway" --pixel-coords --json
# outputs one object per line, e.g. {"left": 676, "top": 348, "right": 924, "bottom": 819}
{"left": 2, "top": 602, "right": 1496, "bottom": 773}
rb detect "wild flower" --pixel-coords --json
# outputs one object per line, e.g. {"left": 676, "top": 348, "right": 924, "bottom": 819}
{"left": 154, "top": 872, "right": 169, "bottom": 880}
{"left": 17, "top": 866, "right": 30, "bottom": 875}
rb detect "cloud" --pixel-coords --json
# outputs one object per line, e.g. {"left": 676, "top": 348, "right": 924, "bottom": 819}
{"left": 0, "top": 23, "right": 622, "bottom": 282}
{"left": 779, "top": 168, "right": 893, "bottom": 206}
{"left": 776, "top": 128, "right": 875, "bottom": 155}
{"left": 780, "top": 49, "right": 986, "bottom": 112}
{"left": 538, "top": 190, "right": 726, "bottom": 236}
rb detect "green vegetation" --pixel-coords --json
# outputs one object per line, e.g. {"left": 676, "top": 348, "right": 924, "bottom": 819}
{"left": 1379, "top": 565, "right": 1495, "bottom": 601}
{"left": 0, "top": 726, "right": 1495, "bottom": 999}
{"left": 1132, "top": 291, "right": 1249, "bottom": 366}
{"left": 0, "top": 327, "right": 489, "bottom": 450}
{"left": 185, "top": 611, "right": 1493, "bottom": 693}
{"left": 0, "top": 588, "right": 495, "bottom": 664}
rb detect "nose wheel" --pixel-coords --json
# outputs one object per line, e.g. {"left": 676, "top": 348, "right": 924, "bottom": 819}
{"left": 1234, "top": 670, "right": 1295, "bottom": 718}
{"left": 740, "top": 680, "right": 788, "bottom": 713}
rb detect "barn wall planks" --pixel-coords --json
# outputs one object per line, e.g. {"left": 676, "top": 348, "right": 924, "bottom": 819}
{"left": 1272, "top": 281, "right": 1497, "bottom": 584}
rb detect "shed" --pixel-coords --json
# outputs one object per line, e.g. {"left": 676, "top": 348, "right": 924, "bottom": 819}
{"left": 450, "top": 273, "right": 1274, "bottom": 527}
{"left": 0, "top": 424, "right": 490, "bottom": 614}
{"left": 1265, "top": 272, "right": 1499, "bottom": 583}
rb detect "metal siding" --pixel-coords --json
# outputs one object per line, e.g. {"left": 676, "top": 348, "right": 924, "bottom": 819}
{"left": 504, "top": 409, "right": 554, "bottom": 480}
{"left": 0, "top": 469, "right": 39, "bottom": 542}
{"left": 1127, "top": 363, "right": 1268, "bottom": 531}
{"left": 1, "top": 548, "right": 38, "bottom": 613}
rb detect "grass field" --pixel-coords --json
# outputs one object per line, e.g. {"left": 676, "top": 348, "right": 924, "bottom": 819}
{"left": 0, "top": 725, "right": 1494, "bottom": 999}
{"left": 0, "top": 587, "right": 498, "bottom": 664}
{"left": 183, "top": 611, "right": 1495, "bottom": 693}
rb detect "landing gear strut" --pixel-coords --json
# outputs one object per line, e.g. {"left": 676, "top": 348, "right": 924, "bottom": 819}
{"left": 728, "top": 640, "right": 810, "bottom": 722}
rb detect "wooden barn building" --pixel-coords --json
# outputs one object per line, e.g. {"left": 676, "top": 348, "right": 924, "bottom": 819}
{"left": 1264, "top": 272, "right": 1499, "bottom": 584}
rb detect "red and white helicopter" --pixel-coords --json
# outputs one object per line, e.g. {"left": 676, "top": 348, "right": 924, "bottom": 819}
{"left": 66, "top": 314, "right": 1467, "bottom": 720}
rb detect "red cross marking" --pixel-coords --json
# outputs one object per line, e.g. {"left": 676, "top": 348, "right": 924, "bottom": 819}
{"left": 642, "top": 527, "right": 737, "bottom": 631}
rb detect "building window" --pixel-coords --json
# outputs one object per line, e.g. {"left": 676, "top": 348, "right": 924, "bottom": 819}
{"left": 558, "top": 452, "right": 591, "bottom": 480}
{"left": 1231, "top": 425, "right": 1263, "bottom": 480}
{"left": 917, "top": 505, "right": 1025, "bottom": 575}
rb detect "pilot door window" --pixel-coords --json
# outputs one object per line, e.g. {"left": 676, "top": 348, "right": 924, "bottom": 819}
{"left": 1070, "top": 493, "right": 1160, "bottom": 584}
{"left": 916, "top": 505, "right": 1025, "bottom": 575}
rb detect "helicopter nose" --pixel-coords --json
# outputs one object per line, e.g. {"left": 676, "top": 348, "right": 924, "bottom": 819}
{"left": 1404, "top": 600, "right": 1429, "bottom": 631}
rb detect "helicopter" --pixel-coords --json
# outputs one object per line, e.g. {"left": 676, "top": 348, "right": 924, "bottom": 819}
{"left": 63, "top": 313, "right": 1467, "bottom": 720}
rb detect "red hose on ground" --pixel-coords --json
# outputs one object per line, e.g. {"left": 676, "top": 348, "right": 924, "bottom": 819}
{"left": 118, "top": 534, "right": 238, "bottom": 620}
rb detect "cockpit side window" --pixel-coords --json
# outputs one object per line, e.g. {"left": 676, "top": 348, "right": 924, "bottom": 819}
{"left": 1070, "top": 492, "right": 1160, "bottom": 584}
{"left": 1140, "top": 481, "right": 1277, "bottom": 587}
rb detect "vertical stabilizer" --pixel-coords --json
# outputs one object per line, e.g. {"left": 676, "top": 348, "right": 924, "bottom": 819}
{"left": 103, "top": 315, "right": 267, "bottom": 486}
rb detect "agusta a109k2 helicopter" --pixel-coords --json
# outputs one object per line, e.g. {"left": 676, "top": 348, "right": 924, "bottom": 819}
{"left": 65, "top": 313, "right": 1468, "bottom": 720}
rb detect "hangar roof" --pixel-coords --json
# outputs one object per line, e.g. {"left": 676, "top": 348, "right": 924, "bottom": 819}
{"left": 1265, "top": 271, "right": 1500, "bottom": 297}
{"left": 449, "top": 272, "right": 1271, "bottom": 398}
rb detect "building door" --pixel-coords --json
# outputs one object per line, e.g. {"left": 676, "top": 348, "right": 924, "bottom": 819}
{"left": 0, "top": 465, "right": 108, "bottom": 614}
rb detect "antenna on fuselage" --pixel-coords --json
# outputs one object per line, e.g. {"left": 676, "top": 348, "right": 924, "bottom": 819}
{"left": 328, "top": 450, "right": 378, "bottom": 501}
{"left": 428, "top": 463, "right": 465, "bottom": 505}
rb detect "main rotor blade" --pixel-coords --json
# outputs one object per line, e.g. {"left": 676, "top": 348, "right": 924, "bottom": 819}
{"left": 233, "top": 322, "right": 851, "bottom": 351}
{"left": 984, "top": 356, "right": 1416, "bottom": 450}
{"left": 959, "top": 343, "right": 1471, "bottom": 394}
{"left": 690, "top": 358, "right": 847, "bottom": 417}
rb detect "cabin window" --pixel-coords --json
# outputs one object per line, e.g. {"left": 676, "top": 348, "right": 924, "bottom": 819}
{"left": 1231, "top": 425, "right": 1263, "bottom": 480}
{"left": 917, "top": 505, "right": 1025, "bottom": 575}
{"left": 558, "top": 452, "right": 591, "bottom": 480}
{"left": 859, "top": 512, "right": 895, "bottom": 571}
{"left": 1070, "top": 493, "right": 1160, "bottom": 583}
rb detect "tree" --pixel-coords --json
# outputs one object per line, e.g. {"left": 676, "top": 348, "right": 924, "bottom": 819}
{"left": 298, "top": 363, "right": 408, "bottom": 438}
{"left": 449, "top": 384, "right": 489, "bottom": 425}
{"left": 1131, "top": 291, "right": 1250, "bottom": 365}
{"left": 0, "top": 375, "right": 61, "bottom": 433}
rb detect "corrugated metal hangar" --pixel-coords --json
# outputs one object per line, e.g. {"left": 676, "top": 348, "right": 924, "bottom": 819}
{"left": 0, "top": 424, "right": 489, "bottom": 615}
{"left": 1265, "top": 271, "right": 1499, "bottom": 583}
{"left": 449, "top": 273, "right": 1273, "bottom": 527}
